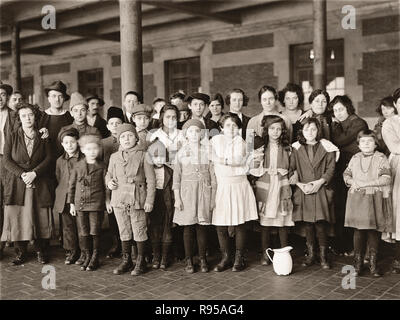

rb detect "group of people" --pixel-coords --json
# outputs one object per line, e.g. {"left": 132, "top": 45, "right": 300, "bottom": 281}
{"left": 0, "top": 78, "right": 400, "bottom": 279}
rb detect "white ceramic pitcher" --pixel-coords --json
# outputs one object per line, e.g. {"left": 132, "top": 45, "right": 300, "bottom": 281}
{"left": 266, "top": 246, "right": 293, "bottom": 276}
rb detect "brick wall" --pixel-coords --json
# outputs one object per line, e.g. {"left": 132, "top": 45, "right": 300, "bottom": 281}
{"left": 210, "top": 62, "right": 278, "bottom": 117}
{"left": 362, "top": 14, "right": 399, "bottom": 36}
{"left": 358, "top": 49, "right": 400, "bottom": 117}
{"left": 212, "top": 33, "right": 274, "bottom": 54}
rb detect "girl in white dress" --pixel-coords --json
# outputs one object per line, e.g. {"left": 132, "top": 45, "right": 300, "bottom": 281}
{"left": 211, "top": 114, "right": 258, "bottom": 272}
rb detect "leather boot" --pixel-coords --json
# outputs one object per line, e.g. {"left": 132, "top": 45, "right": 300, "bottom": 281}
{"left": 113, "top": 241, "right": 133, "bottom": 275}
{"left": 200, "top": 256, "right": 209, "bottom": 273}
{"left": 354, "top": 253, "right": 363, "bottom": 276}
{"left": 320, "top": 246, "right": 330, "bottom": 270}
{"left": 75, "top": 250, "right": 86, "bottom": 265}
{"left": 86, "top": 249, "right": 99, "bottom": 271}
{"left": 11, "top": 244, "right": 25, "bottom": 266}
{"left": 232, "top": 250, "right": 245, "bottom": 272}
{"left": 106, "top": 235, "right": 121, "bottom": 259}
{"left": 369, "top": 250, "right": 381, "bottom": 277}
{"left": 302, "top": 243, "right": 316, "bottom": 267}
{"left": 65, "top": 250, "right": 79, "bottom": 265}
{"left": 131, "top": 255, "right": 146, "bottom": 276}
{"left": 76, "top": 236, "right": 89, "bottom": 265}
{"left": 184, "top": 257, "right": 194, "bottom": 274}
{"left": 81, "top": 250, "right": 91, "bottom": 271}
{"left": 160, "top": 243, "right": 170, "bottom": 270}
{"left": 392, "top": 260, "right": 400, "bottom": 274}
{"left": 36, "top": 251, "right": 47, "bottom": 264}
{"left": 152, "top": 243, "right": 161, "bottom": 269}
{"left": 214, "top": 251, "right": 232, "bottom": 272}
{"left": 86, "top": 250, "right": 100, "bottom": 271}
{"left": 260, "top": 250, "right": 271, "bottom": 266}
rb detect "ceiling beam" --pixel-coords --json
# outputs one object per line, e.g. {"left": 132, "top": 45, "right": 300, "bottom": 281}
{"left": 21, "top": 21, "right": 119, "bottom": 42}
{"left": 142, "top": 0, "right": 242, "bottom": 24}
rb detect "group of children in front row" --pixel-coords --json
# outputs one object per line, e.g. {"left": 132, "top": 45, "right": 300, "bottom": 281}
{"left": 50, "top": 93, "right": 394, "bottom": 279}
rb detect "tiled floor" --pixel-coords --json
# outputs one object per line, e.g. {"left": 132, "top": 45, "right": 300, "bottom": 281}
{"left": 1, "top": 243, "right": 400, "bottom": 300}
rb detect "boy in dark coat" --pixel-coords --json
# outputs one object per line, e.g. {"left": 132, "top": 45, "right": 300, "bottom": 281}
{"left": 101, "top": 106, "right": 124, "bottom": 258}
{"left": 55, "top": 127, "right": 83, "bottom": 265}
{"left": 68, "top": 134, "right": 111, "bottom": 271}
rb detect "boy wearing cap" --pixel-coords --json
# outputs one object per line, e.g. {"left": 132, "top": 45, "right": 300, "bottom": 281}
{"left": 106, "top": 123, "right": 156, "bottom": 276}
{"left": 55, "top": 127, "right": 83, "bottom": 265}
{"left": 86, "top": 95, "right": 109, "bottom": 138}
{"left": 101, "top": 106, "right": 124, "bottom": 258}
{"left": 183, "top": 92, "right": 220, "bottom": 138}
{"left": 61, "top": 92, "right": 101, "bottom": 138}
{"left": 131, "top": 103, "right": 153, "bottom": 150}
{"left": 68, "top": 134, "right": 111, "bottom": 271}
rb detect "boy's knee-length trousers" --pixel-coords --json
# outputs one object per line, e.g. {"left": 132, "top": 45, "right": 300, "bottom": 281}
{"left": 113, "top": 206, "right": 148, "bottom": 242}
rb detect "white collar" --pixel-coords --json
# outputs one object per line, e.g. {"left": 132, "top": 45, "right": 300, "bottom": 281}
{"left": 45, "top": 108, "right": 67, "bottom": 116}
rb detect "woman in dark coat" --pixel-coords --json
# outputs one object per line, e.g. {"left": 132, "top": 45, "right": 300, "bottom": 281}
{"left": 330, "top": 95, "right": 368, "bottom": 255}
{"left": 1, "top": 102, "right": 53, "bottom": 265}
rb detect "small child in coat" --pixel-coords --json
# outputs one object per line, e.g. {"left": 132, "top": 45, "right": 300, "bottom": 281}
{"left": 249, "top": 115, "right": 294, "bottom": 266}
{"left": 147, "top": 140, "right": 175, "bottom": 270}
{"left": 289, "top": 118, "right": 339, "bottom": 270}
{"left": 68, "top": 134, "right": 111, "bottom": 271}
{"left": 106, "top": 124, "right": 156, "bottom": 276}
{"left": 343, "top": 130, "right": 393, "bottom": 277}
{"left": 101, "top": 106, "right": 124, "bottom": 258}
{"left": 173, "top": 119, "right": 217, "bottom": 273}
{"left": 55, "top": 127, "right": 83, "bottom": 265}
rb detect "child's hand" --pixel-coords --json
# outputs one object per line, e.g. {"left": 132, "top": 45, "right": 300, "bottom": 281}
{"left": 144, "top": 203, "right": 153, "bottom": 213}
{"left": 22, "top": 171, "right": 37, "bottom": 185}
{"left": 106, "top": 201, "right": 113, "bottom": 214}
{"left": 107, "top": 179, "right": 118, "bottom": 190}
{"left": 306, "top": 179, "right": 325, "bottom": 194}
{"left": 70, "top": 204, "right": 76, "bottom": 216}
{"left": 174, "top": 198, "right": 183, "bottom": 211}
{"left": 39, "top": 128, "right": 49, "bottom": 139}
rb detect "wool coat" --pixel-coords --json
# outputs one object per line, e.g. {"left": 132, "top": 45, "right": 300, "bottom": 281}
{"left": 2, "top": 127, "right": 53, "bottom": 207}
{"left": 289, "top": 141, "right": 337, "bottom": 223}
{"left": 54, "top": 151, "right": 84, "bottom": 214}
{"left": 67, "top": 159, "right": 108, "bottom": 211}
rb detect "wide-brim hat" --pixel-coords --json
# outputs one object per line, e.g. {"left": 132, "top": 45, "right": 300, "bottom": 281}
{"left": 185, "top": 92, "right": 210, "bottom": 105}
{"left": 0, "top": 83, "right": 13, "bottom": 96}
{"left": 107, "top": 106, "right": 124, "bottom": 122}
{"left": 86, "top": 94, "right": 105, "bottom": 106}
{"left": 45, "top": 80, "right": 70, "bottom": 101}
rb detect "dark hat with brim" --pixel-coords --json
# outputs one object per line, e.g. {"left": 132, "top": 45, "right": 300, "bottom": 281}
{"left": 185, "top": 92, "right": 210, "bottom": 105}
{"left": 107, "top": 106, "right": 124, "bottom": 122}
{"left": 0, "top": 83, "right": 13, "bottom": 96}
{"left": 45, "top": 80, "right": 70, "bottom": 101}
{"left": 86, "top": 95, "right": 105, "bottom": 106}
{"left": 58, "top": 127, "right": 79, "bottom": 143}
